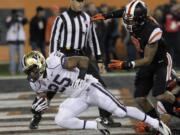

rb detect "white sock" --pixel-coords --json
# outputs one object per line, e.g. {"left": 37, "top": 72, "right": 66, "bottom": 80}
{"left": 126, "top": 106, "right": 159, "bottom": 129}
{"left": 84, "top": 121, "right": 97, "bottom": 129}
{"left": 144, "top": 115, "right": 159, "bottom": 129}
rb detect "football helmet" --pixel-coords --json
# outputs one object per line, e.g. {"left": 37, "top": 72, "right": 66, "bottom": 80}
{"left": 22, "top": 51, "right": 46, "bottom": 82}
{"left": 123, "top": 0, "right": 147, "bottom": 32}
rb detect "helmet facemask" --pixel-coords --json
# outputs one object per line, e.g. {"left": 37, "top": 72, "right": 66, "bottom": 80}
{"left": 123, "top": 14, "right": 137, "bottom": 32}
{"left": 123, "top": 1, "right": 147, "bottom": 33}
{"left": 22, "top": 51, "right": 46, "bottom": 82}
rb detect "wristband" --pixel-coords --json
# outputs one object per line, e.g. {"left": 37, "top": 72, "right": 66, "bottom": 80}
{"left": 131, "top": 61, "right": 136, "bottom": 68}
{"left": 78, "top": 68, "right": 87, "bottom": 79}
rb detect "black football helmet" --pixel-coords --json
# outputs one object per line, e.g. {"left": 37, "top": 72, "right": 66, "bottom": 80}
{"left": 123, "top": 0, "right": 148, "bottom": 32}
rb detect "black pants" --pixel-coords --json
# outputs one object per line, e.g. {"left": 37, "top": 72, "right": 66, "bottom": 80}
{"left": 87, "top": 61, "right": 112, "bottom": 118}
{"left": 134, "top": 62, "right": 171, "bottom": 98}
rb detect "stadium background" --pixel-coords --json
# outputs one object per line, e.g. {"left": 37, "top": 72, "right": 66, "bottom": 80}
{"left": 0, "top": 0, "right": 179, "bottom": 134}
{"left": 0, "top": 0, "right": 172, "bottom": 62}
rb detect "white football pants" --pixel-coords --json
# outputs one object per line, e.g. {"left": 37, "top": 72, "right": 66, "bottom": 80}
{"left": 55, "top": 83, "right": 159, "bottom": 130}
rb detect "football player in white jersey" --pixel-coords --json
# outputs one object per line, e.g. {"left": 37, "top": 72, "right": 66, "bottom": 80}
{"left": 22, "top": 51, "right": 171, "bottom": 135}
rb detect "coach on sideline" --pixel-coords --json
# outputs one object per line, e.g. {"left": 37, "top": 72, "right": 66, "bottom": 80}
{"left": 29, "top": 0, "right": 119, "bottom": 129}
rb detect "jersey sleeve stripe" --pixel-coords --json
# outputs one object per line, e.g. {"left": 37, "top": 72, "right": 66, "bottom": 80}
{"left": 148, "top": 31, "right": 162, "bottom": 44}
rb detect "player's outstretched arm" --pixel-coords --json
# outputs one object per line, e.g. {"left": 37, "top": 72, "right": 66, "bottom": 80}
{"left": 108, "top": 42, "right": 158, "bottom": 70}
{"left": 134, "top": 42, "right": 158, "bottom": 67}
{"left": 63, "top": 56, "right": 89, "bottom": 79}
{"left": 91, "top": 8, "right": 124, "bottom": 21}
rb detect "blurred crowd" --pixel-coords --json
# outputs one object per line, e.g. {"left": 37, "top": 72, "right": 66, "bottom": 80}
{"left": 4, "top": 0, "right": 180, "bottom": 75}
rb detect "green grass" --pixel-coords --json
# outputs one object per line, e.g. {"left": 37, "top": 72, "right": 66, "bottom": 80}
{"left": 0, "top": 64, "right": 25, "bottom": 76}
{"left": 0, "top": 64, "right": 10, "bottom": 75}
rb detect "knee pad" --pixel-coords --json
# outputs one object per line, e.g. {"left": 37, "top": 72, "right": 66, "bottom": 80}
{"left": 55, "top": 114, "right": 66, "bottom": 127}
{"left": 55, "top": 108, "right": 72, "bottom": 127}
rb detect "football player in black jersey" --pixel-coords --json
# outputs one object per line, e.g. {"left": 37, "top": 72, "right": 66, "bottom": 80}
{"left": 92, "top": 0, "right": 180, "bottom": 133}
{"left": 158, "top": 70, "right": 180, "bottom": 119}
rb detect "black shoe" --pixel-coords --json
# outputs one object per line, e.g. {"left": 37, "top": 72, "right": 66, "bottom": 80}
{"left": 29, "top": 113, "right": 42, "bottom": 129}
{"left": 97, "top": 120, "right": 110, "bottom": 135}
{"left": 97, "top": 116, "right": 121, "bottom": 127}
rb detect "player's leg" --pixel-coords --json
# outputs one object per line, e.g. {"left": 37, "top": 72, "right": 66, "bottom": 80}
{"left": 134, "top": 68, "right": 161, "bottom": 132}
{"left": 157, "top": 100, "right": 180, "bottom": 118}
{"left": 55, "top": 97, "right": 110, "bottom": 134}
{"left": 55, "top": 97, "right": 97, "bottom": 129}
{"left": 153, "top": 64, "right": 180, "bottom": 114}
{"left": 87, "top": 62, "right": 116, "bottom": 126}
{"left": 89, "top": 83, "right": 171, "bottom": 135}
{"left": 134, "top": 68, "right": 159, "bottom": 118}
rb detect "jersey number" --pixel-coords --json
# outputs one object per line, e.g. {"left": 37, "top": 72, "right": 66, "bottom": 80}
{"left": 48, "top": 74, "right": 71, "bottom": 92}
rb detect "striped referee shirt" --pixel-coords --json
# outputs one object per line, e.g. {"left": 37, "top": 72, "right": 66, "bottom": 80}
{"left": 49, "top": 8, "right": 101, "bottom": 57}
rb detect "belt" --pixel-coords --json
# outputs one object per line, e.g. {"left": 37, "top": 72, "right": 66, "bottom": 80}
{"left": 60, "top": 48, "right": 83, "bottom": 56}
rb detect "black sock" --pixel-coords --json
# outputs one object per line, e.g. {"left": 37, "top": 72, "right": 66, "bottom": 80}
{"left": 146, "top": 108, "right": 159, "bottom": 119}
{"left": 161, "top": 101, "right": 180, "bottom": 118}
{"left": 173, "top": 99, "right": 180, "bottom": 108}
{"left": 83, "top": 120, "right": 87, "bottom": 129}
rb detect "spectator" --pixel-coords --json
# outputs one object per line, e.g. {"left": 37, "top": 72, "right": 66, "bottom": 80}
{"left": 45, "top": 6, "right": 60, "bottom": 46}
{"left": 154, "top": 0, "right": 180, "bottom": 67}
{"left": 30, "top": 6, "right": 46, "bottom": 57}
{"left": 85, "top": 2, "right": 97, "bottom": 16}
{"left": 6, "top": 9, "right": 28, "bottom": 75}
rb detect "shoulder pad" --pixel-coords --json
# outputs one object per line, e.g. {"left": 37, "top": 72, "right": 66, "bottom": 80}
{"left": 148, "top": 28, "right": 162, "bottom": 44}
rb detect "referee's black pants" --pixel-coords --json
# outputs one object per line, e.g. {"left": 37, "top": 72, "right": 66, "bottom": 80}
{"left": 87, "top": 60, "right": 112, "bottom": 118}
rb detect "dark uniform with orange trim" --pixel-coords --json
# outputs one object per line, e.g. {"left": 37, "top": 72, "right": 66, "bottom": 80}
{"left": 98, "top": 6, "right": 172, "bottom": 98}
{"left": 157, "top": 70, "right": 180, "bottom": 118}
{"left": 131, "top": 18, "right": 172, "bottom": 98}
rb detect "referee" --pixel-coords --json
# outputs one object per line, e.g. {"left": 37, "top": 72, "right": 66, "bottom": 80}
{"left": 29, "top": 0, "right": 120, "bottom": 129}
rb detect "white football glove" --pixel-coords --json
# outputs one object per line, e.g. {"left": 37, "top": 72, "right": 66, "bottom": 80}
{"left": 32, "top": 97, "right": 49, "bottom": 112}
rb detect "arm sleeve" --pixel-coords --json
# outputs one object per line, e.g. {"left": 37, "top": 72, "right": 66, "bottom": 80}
{"left": 104, "top": 8, "right": 125, "bottom": 19}
{"left": 49, "top": 16, "right": 63, "bottom": 53}
{"left": 88, "top": 22, "right": 101, "bottom": 59}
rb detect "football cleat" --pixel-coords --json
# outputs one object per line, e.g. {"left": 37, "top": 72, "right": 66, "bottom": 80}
{"left": 156, "top": 121, "right": 171, "bottom": 135}
{"left": 29, "top": 113, "right": 42, "bottom": 129}
{"left": 96, "top": 117, "right": 121, "bottom": 127}
{"left": 97, "top": 121, "right": 110, "bottom": 135}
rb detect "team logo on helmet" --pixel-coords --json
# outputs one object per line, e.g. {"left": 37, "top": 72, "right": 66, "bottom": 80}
{"left": 22, "top": 51, "right": 46, "bottom": 82}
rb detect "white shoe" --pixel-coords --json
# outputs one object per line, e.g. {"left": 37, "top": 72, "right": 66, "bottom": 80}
{"left": 97, "top": 121, "right": 110, "bottom": 135}
{"left": 157, "top": 121, "right": 171, "bottom": 135}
